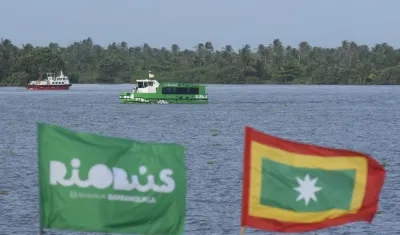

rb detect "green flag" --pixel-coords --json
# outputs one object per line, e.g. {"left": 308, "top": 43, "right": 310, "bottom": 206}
{"left": 38, "top": 123, "right": 186, "bottom": 235}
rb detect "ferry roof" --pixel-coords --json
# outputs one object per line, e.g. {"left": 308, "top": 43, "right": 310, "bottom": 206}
{"left": 161, "top": 82, "right": 205, "bottom": 87}
{"left": 136, "top": 79, "right": 156, "bottom": 82}
{"left": 135, "top": 78, "right": 205, "bottom": 87}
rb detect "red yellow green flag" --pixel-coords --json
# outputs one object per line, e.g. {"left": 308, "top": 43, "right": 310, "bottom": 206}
{"left": 240, "top": 126, "right": 386, "bottom": 233}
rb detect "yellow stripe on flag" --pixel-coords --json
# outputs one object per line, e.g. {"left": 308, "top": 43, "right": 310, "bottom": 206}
{"left": 249, "top": 141, "right": 368, "bottom": 223}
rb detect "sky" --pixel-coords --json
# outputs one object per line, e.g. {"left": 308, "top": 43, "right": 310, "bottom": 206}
{"left": 1, "top": 0, "right": 399, "bottom": 51}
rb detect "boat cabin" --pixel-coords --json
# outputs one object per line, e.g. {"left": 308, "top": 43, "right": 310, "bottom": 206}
{"left": 132, "top": 72, "right": 202, "bottom": 96}
{"left": 28, "top": 70, "right": 70, "bottom": 86}
{"left": 134, "top": 79, "right": 160, "bottom": 93}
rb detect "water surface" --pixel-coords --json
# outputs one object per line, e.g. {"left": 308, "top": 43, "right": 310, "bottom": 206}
{"left": 0, "top": 84, "right": 399, "bottom": 235}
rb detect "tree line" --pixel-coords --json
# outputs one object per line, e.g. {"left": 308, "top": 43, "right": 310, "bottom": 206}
{"left": 1, "top": 37, "right": 399, "bottom": 86}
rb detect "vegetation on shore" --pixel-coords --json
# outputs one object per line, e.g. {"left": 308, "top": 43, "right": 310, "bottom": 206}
{"left": 0, "top": 37, "right": 399, "bottom": 86}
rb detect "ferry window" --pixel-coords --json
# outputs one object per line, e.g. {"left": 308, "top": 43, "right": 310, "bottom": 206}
{"left": 62, "top": 82, "right": 64, "bottom": 84}
{"left": 189, "top": 88, "right": 199, "bottom": 94}
{"left": 176, "top": 88, "right": 187, "bottom": 94}
{"left": 162, "top": 87, "right": 175, "bottom": 94}
{"left": 149, "top": 82, "right": 153, "bottom": 86}
{"left": 162, "top": 87, "right": 199, "bottom": 94}
{"left": 138, "top": 82, "right": 149, "bottom": 88}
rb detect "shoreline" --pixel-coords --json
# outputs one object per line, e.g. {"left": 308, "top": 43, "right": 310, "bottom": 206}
{"left": 1, "top": 83, "right": 398, "bottom": 87}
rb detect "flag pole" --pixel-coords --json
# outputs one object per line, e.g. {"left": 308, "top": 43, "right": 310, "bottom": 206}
{"left": 38, "top": 123, "right": 44, "bottom": 235}
{"left": 240, "top": 227, "right": 245, "bottom": 235}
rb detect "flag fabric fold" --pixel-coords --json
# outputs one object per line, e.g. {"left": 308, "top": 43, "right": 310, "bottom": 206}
{"left": 38, "top": 123, "right": 186, "bottom": 235}
{"left": 241, "top": 126, "right": 386, "bottom": 233}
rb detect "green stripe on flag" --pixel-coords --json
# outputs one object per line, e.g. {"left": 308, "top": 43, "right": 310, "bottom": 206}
{"left": 260, "top": 157, "right": 355, "bottom": 212}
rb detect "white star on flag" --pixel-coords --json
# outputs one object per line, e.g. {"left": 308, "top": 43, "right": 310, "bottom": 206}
{"left": 293, "top": 174, "right": 322, "bottom": 206}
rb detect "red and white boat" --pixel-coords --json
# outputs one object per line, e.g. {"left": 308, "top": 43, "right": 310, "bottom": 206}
{"left": 26, "top": 70, "right": 72, "bottom": 90}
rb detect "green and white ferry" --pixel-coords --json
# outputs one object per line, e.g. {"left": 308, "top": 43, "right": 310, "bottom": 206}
{"left": 119, "top": 72, "right": 208, "bottom": 104}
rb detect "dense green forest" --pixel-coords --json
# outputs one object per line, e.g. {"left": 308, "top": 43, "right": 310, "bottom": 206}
{"left": 0, "top": 37, "right": 400, "bottom": 85}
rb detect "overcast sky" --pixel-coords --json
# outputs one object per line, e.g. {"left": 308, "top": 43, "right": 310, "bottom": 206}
{"left": 1, "top": 0, "right": 399, "bottom": 50}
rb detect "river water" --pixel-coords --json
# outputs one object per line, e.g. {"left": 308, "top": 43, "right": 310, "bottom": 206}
{"left": 0, "top": 84, "right": 399, "bottom": 235}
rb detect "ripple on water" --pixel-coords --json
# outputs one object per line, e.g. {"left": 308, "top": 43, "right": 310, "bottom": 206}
{"left": 0, "top": 84, "right": 399, "bottom": 235}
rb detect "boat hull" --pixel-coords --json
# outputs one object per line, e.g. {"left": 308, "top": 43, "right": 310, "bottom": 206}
{"left": 119, "top": 93, "right": 208, "bottom": 104}
{"left": 26, "top": 84, "right": 72, "bottom": 90}
{"left": 120, "top": 98, "right": 208, "bottom": 104}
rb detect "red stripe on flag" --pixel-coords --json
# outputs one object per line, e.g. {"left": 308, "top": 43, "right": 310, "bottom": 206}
{"left": 240, "top": 126, "right": 386, "bottom": 232}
